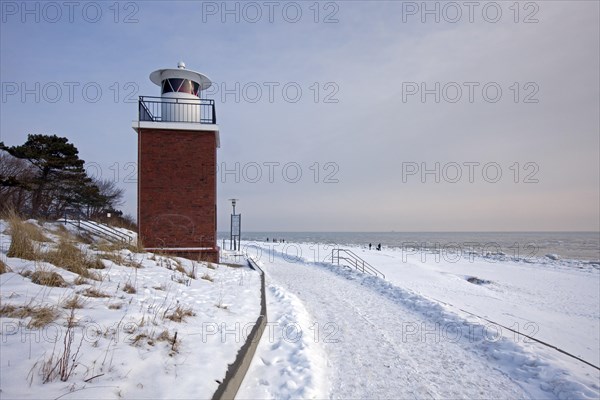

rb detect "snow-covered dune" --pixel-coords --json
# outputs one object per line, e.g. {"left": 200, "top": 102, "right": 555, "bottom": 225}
{"left": 0, "top": 220, "right": 261, "bottom": 399}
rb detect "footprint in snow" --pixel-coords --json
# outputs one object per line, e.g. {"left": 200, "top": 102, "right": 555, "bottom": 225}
{"left": 260, "top": 356, "right": 272, "bottom": 366}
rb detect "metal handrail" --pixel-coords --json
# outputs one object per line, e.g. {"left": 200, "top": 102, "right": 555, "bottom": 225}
{"left": 63, "top": 210, "right": 133, "bottom": 244}
{"left": 79, "top": 220, "right": 133, "bottom": 244}
{"left": 138, "top": 96, "right": 216, "bottom": 124}
{"left": 332, "top": 248, "right": 385, "bottom": 279}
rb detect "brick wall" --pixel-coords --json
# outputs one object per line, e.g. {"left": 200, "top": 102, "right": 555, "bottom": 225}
{"left": 138, "top": 128, "right": 218, "bottom": 261}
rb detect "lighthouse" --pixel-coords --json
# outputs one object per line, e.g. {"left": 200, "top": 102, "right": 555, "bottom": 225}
{"left": 133, "top": 62, "right": 219, "bottom": 262}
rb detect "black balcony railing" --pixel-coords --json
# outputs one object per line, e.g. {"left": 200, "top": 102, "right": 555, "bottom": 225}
{"left": 138, "top": 96, "right": 216, "bottom": 124}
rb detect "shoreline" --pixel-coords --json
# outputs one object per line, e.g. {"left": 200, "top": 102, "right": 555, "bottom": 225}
{"left": 219, "top": 231, "right": 600, "bottom": 264}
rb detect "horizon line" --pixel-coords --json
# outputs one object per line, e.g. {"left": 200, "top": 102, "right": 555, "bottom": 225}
{"left": 217, "top": 230, "right": 600, "bottom": 234}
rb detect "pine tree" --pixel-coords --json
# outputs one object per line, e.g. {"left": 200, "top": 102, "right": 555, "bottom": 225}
{"left": 1, "top": 135, "right": 101, "bottom": 217}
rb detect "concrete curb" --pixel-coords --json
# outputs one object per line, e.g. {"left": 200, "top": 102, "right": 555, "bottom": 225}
{"left": 212, "top": 258, "right": 267, "bottom": 400}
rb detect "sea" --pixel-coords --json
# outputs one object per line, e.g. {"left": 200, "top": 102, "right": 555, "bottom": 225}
{"left": 218, "top": 231, "right": 600, "bottom": 263}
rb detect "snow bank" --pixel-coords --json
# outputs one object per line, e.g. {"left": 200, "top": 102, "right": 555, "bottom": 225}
{"left": 237, "top": 284, "right": 331, "bottom": 399}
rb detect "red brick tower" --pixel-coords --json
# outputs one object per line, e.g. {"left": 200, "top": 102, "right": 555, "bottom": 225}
{"left": 133, "top": 62, "right": 219, "bottom": 262}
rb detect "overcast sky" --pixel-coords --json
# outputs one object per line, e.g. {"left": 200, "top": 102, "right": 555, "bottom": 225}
{"left": 1, "top": 1, "right": 598, "bottom": 232}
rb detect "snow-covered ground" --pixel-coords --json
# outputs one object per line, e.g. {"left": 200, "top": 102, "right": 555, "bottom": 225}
{"left": 238, "top": 241, "right": 600, "bottom": 399}
{"left": 3, "top": 219, "right": 597, "bottom": 399}
{"left": 0, "top": 220, "right": 261, "bottom": 399}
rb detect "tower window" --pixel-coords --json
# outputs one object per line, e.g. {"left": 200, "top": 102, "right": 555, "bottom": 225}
{"left": 162, "top": 79, "right": 200, "bottom": 96}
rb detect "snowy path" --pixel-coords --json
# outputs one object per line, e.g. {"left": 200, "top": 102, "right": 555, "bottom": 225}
{"left": 248, "top": 251, "right": 531, "bottom": 399}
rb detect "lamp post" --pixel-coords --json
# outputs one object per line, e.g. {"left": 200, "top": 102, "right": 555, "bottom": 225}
{"left": 229, "top": 199, "right": 241, "bottom": 251}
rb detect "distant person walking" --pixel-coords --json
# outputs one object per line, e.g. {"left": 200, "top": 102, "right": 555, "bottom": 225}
{"left": 369, "top": 243, "right": 372, "bottom": 250}
{"left": 377, "top": 243, "right": 381, "bottom": 251}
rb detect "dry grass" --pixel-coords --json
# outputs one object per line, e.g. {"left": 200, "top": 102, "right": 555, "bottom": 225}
{"left": 53, "top": 225, "right": 94, "bottom": 245}
{"left": 62, "top": 295, "right": 85, "bottom": 309}
{"left": 86, "top": 270, "right": 103, "bottom": 281}
{"left": 31, "top": 270, "right": 67, "bottom": 287}
{"left": 123, "top": 282, "right": 136, "bottom": 294}
{"left": 75, "top": 233, "right": 93, "bottom": 245}
{"left": 108, "top": 303, "right": 122, "bottom": 310}
{"left": 22, "top": 222, "right": 50, "bottom": 242}
{"left": 121, "top": 242, "right": 142, "bottom": 254}
{"left": 165, "top": 305, "right": 195, "bottom": 323}
{"left": 38, "top": 308, "right": 82, "bottom": 383}
{"left": 50, "top": 224, "right": 70, "bottom": 237}
{"left": 157, "top": 255, "right": 181, "bottom": 271}
{"left": 100, "top": 252, "right": 142, "bottom": 268}
{"left": 81, "top": 288, "right": 110, "bottom": 298}
{"left": 186, "top": 262, "right": 198, "bottom": 280}
{"left": 0, "top": 304, "right": 17, "bottom": 315}
{"left": 28, "top": 306, "right": 58, "bottom": 328}
{"left": 73, "top": 276, "right": 88, "bottom": 285}
{"left": 0, "top": 304, "right": 17, "bottom": 316}
{"left": 156, "top": 329, "right": 179, "bottom": 354}
{"left": 131, "top": 329, "right": 176, "bottom": 349}
{"left": 201, "top": 273, "right": 214, "bottom": 282}
{"left": 95, "top": 242, "right": 128, "bottom": 253}
{"left": 207, "top": 262, "right": 217, "bottom": 270}
{"left": 100, "top": 252, "right": 125, "bottom": 264}
{"left": 156, "top": 329, "right": 174, "bottom": 342}
{"left": 6, "top": 212, "right": 39, "bottom": 260}
{"left": 96, "top": 238, "right": 143, "bottom": 254}
{"left": 42, "top": 239, "right": 104, "bottom": 278}
{"left": 174, "top": 263, "right": 196, "bottom": 281}
{"left": 126, "top": 237, "right": 144, "bottom": 254}
{"left": 172, "top": 275, "right": 191, "bottom": 286}
{"left": 0, "top": 304, "right": 58, "bottom": 328}
{"left": 3, "top": 210, "right": 51, "bottom": 242}
{"left": 72, "top": 270, "right": 102, "bottom": 283}
{"left": 131, "top": 333, "right": 153, "bottom": 347}
{"left": 123, "top": 257, "right": 143, "bottom": 268}
{"left": 0, "top": 259, "right": 10, "bottom": 274}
